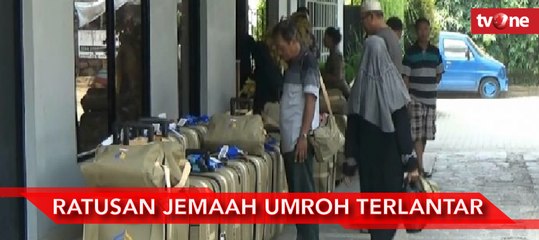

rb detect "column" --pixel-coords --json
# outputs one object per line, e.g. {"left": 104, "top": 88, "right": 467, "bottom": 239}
{"left": 150, "top": 0, "right": 179, "bottom": 118}
{"left": 199, "top": 0, "right": 237, "bottom": 114}
{"left": 23, "top": 0, "right": 83, "bottom": 239}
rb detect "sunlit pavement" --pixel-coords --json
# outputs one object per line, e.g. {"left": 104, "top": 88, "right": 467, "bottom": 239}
{"left": 275, "top": 96, "right": 539, "bottom": 240}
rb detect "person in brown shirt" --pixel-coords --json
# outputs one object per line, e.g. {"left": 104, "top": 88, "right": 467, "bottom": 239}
{"left": 322, "top": 27, "right": 350, "bottom": 99}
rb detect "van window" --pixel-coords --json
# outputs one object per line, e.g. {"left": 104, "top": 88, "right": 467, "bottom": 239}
{"left": 443, "top": 38, "right": 471, "bottom": 60}
{"left": 467, "top": 36, "right": 486, "bottom": 57}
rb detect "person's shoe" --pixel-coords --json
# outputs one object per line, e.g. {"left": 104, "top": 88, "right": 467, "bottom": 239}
{"left": 406, "top": 229, "right": 423, "bottom": 234}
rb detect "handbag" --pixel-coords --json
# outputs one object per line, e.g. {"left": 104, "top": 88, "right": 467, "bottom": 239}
{"left": 308, "top": 76, "right": 346, "bottom": 162}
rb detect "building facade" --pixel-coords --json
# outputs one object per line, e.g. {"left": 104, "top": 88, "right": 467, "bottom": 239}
{"left": 0, "top": 0, "right": 343, "bottom": 239}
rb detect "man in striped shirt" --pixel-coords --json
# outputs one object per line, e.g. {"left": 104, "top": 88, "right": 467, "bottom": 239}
{"left": 402, "top": 18, "right": 444, "bottom": 177}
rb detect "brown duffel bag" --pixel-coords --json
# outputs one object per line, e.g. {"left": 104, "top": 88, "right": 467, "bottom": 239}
{"left": 204, "top": 113, "right": 266, "bottom": 156}
{"left": 81, "top": 122, "right": 186, "bottom": 188}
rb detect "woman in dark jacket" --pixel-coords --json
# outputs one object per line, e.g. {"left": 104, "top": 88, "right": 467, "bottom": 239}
{"left": 343, "top": 35, "right": 419, "bottom": 240}
{"left": 251, "top": 40, "right": 283, "bottom": 114}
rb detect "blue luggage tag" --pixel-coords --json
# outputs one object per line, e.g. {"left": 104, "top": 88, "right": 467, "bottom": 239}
{"left": 264, "top": 136, "right": 278, "bottom": 153}
{"left": 113, "top": 230, "right": 133, "bottom": 240}
{"left": 187, "top": 154, "right": 204, "bottom": 173}
{"left": 217, "top": 145, "right": 243, "bottom": 160}
{"left": 198, "top": 115, "right": 210, "bottom": 124}
{"left": 208, "top": 157, "right": 224, "bottom": 171}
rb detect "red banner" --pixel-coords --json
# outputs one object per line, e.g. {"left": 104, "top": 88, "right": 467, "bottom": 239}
{"left": 2, "top": 187, "right": 532, "bottom": 229}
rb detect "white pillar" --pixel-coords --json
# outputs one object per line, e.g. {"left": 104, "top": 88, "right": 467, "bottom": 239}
{"left": 338, "top": 0, "right": 344, "bottom": 52}
{"left": 150, "top": 0, "right": 179, "bottom": 118}
{"left": 23, "top": 0, "right": 83, "bottom": 239}
{"left": 289, "top": 0, "right": 299, "bottom": 15}
{"left": 200, "top": 0, "right": 236, "bottom": 114}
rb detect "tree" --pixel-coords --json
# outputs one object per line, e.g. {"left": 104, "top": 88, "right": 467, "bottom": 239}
{"left": 253, "top": 0, "right": 267, "bottom": 41}
{"left": 404, "top": 0, "right": 440, "bottom": 48}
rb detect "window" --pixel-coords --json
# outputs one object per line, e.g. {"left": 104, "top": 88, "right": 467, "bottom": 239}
{"left": 305, "top": 0, "right": 339, "bottom": 62}
{"left": 74, "top": 0, "right": 149, "bottom": 156}
{"left": 443, "top": 38, "right": 471, "bottom": 60}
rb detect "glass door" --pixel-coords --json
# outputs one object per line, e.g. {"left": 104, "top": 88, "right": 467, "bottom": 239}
{"left": 74, "top": 0, "right": 150, "bottom": 156}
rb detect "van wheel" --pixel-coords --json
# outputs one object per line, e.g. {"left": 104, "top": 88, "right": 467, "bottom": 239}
{"left": 479, "top": 78, "right": 500, "bottom": 99}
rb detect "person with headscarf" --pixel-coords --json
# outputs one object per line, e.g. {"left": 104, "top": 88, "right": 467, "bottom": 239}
{"left": 342, "top": 35, "right": 419, "bottom": 240}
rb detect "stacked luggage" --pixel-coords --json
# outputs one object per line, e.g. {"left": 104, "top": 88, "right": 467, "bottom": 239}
{"left": 78, "top": 95, "right": 289, "bottom": 239}
{"left": 202, "top": 98, "right": 279, "bottom": 240}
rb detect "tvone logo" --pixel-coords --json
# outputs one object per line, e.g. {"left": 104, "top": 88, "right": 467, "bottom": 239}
{"left": 476, "top": 13, "right": 529, "bottom": 29}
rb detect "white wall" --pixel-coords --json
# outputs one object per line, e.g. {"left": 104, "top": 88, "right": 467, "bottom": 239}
{"left": 199, "top": 0, "right": 236, "bottom": 114}
{"left": 150, "top": 0, "right": 179, "bottom": 118}
{"left": 338, "top": 0, "right": 344, "bottom": 52}
{"left": 23, "top": 0, "right": 84, "bottom": 239}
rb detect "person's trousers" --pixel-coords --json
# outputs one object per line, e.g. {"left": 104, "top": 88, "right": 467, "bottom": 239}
{"left": 282, "top": 147, "right": 319, "bottom": 240}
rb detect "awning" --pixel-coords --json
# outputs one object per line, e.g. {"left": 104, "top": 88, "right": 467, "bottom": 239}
{"left": 75, "top": 0, "right": 141, "bottom": 28}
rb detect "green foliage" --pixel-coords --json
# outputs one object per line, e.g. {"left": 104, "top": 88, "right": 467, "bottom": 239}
{"left": 253, "top": 0, "right": 266, "bottom": 41}
{"left": 403, "top": 0, "right": 440, "bottom": 48}
{"left": 381, "top": 0, "right": 406, "bottom": 21}
{"left": 344, "top": 28, "right": 364, "bottom": 83}
{"left": 436, "top": 0, "right": 539, "bottom": 84}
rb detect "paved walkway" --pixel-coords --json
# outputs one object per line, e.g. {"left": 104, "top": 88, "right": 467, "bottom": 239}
{"left": 275, "top": 96, "right": 539, "bottom": 240}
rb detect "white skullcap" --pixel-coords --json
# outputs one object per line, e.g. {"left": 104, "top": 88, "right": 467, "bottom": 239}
{"left": 361, "top": 0, "right": 383, "bottom": 12}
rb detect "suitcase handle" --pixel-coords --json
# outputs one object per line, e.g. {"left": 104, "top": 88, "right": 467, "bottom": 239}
{"left": 113, "top": 122, "right": 155, "bottom": 145}
{"left": 230, "top": 97, "right": 253, "bottom": 116}
{"left": 139, "top": 117, "right": 173, "bottom": 137}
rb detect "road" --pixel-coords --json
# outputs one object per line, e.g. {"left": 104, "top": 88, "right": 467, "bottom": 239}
{"left": 275, "top": 96, "right": 539, "bottom": 240}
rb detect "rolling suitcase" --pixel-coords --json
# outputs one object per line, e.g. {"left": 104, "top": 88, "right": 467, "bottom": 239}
{"left": 244, "top": 153, "right": 272, "bottom": 240}
{"left": 189, "top": 124, "right": 208, "bottom": 146}
{"left": 187, "top": 150, "right": 241, "bottom": 240}
{"left": 264, "top": 137, "right": 287, "bottom": 235}
{"left": 179, "top": 127, "right": 201, "bottom": 149}
{"left": 213, "top": 145, "right": 257, "bottom": 240}
{"left": 188, "top": 175, "right": 221, "bottom": 240}
{"left": 224, "top": 158, "right": 256, "bottom": 240}
{"left": 179, "top": 116, "right": 209, "bottom": 147}
{"left": 229, "top": 97, "right": 254, "bottom": 116}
